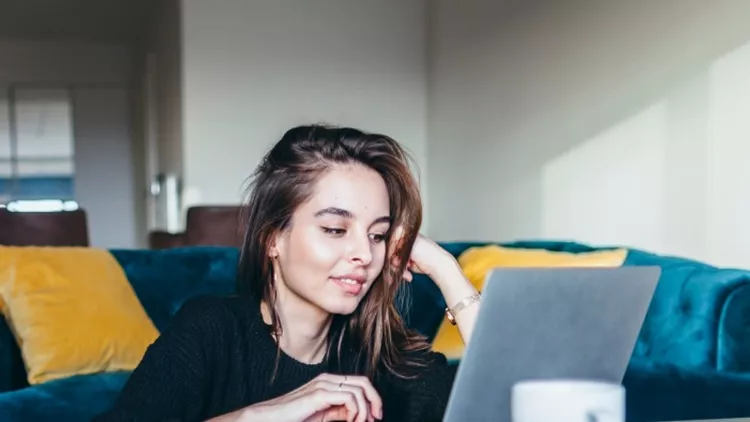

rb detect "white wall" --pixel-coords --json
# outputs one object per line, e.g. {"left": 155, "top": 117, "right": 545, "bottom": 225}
{"left": 73, "top": 87, "right": 139, "bottom": 248}
{"left": 428, "top": 0, "right": 750, "bottom": 269}
{"left": 0, "top": 40, "right": 132, "bottom": 84}
{"left": 180, "top": 0, "right": 429, "bottom": 230}
{"left": 0, "top": 40, "right": 130, "bottom": 177}
{"left": 150, "top": 0, "right": 183, "bottom": 177}
{"left": 0, "top": 39, "right": 143, "bottom": 248}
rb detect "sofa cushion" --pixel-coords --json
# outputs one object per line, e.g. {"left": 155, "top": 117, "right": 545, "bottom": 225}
{"left": 0, "top": 372, "right": 130, "bottom": 422}
{"left": 0, "top": 246, "right": 159, "bottom": 385}
{"left": 457, "top": 245, "right": 628, "bottom": 288}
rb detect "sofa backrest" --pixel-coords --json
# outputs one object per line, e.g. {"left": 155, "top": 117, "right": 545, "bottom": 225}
{"left": 441, "top": 241, "right": 750, "bottom": 371}
{"left": 110, "top": 246, "right": 447, "bottom": 339}
{"left": 110, "top": 247, "right": 240, "bottom": 332}
{"left": 117, "top": 242, "right": 750, "bottom": 372}
{"left": 2, "top": 242, "right": 747, "bottom": 393}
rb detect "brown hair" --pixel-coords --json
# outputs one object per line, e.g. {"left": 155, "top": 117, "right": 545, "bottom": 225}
{"left": 237, "top": 124, "right": 430, "bottom": 380}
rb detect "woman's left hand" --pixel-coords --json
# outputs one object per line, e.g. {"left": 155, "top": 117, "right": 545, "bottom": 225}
{"left": 390, "top": 227, "right": 461, "bottom": 287}
{"left": 390, "top": 226, "right": 481, "bottom": 344}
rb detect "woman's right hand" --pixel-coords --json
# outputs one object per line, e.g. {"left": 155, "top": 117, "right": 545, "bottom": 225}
{"left": 244, "top": 373, "right": 383, "bottom": 422}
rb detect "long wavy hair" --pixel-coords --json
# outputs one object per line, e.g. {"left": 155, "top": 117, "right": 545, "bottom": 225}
{"left": 237, "top": 124, "right": 431, "bottom": 381}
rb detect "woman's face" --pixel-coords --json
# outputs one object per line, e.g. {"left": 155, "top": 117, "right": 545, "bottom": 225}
{"left": 271, "top": 163, "right": 391, "bottom": 316}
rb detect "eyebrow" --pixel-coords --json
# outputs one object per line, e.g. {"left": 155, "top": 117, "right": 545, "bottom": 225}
{"left": 314, "top": 207, "right": 391, "bottom": 225}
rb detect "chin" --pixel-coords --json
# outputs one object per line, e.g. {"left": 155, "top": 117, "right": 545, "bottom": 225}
{"left": 321, "top": 299, "right": 362, "bottom": 316}
{"left": 315, "top": 289, "right": 367, "bottom": 315}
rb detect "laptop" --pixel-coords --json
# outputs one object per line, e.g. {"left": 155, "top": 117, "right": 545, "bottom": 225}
{"left": 443, "top": 266, "right": 661, "bottom": 421}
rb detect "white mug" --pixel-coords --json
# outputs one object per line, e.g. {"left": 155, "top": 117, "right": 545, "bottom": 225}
{"left": 511, "top": 379, "right": 625, "bottom": 422}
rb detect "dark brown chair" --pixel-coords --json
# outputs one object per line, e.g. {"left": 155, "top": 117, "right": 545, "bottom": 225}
{"left": 148, "top": 205, "right": 245, "bottom": 249}
{"left": 183, "top": 205, "right": 244, "bottom": 247}
{"left": 148, "top": 231, "right": 186, "bottom": 250}
{"left": 0, "top": 208, "right": 90, "bottom": 246}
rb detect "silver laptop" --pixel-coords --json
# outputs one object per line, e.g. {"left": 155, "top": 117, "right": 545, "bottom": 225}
{"left": 443, "top": 266, "right": 661, "bottom": 421}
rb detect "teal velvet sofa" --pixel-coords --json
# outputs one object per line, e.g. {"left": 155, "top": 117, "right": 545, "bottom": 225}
{"left": 1, "top": 242, "right": 750, "bottom": 421}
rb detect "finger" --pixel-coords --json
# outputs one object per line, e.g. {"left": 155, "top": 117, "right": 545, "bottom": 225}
{"left": 309, "top": 377, "right": 367, "bottom": 422}
{"left": 408, "top": 260, "right": 426, "bottom": 275}
{"left": 320, "top": 383, "right": 369, "bottom": 422}
{"left": 402, "top": 270, "right": 412, "bottom": 282}
{"left": 315, "top": 405, "right": 349, "bottom": 422}
{"left": 328, "top": 406, "right": 351, "bottom": 422}
{"left": 307, "top": 390, "right": 358, "bottom": 422}
{"left": 339, "top": 376, "right": 383, "bottom": 420}
{"left": 345, "top": 385, "right": 369, "bottom": 422}
{"left": 316, "top": 374, "right": 383, "bottom": 420}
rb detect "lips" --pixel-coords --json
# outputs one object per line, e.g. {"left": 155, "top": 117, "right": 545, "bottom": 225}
{"left": 330, "top": 274, "right": 366, "bottom": 295}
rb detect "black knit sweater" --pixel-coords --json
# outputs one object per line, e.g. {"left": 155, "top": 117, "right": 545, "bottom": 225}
{"left": 94, "top": 294, "right": 456, "bottom": 422}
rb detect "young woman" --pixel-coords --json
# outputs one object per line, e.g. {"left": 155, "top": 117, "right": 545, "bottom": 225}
{"left": 95, "top": 125, "right": 481, "bottom": 422}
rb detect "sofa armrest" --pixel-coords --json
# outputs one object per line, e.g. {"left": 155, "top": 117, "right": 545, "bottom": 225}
{"left": 624, "top": 250, "right": 750, "bottom": 371}
{"left": 624, "top": 358, "right": 750, "bottom": 421}
{"left": 718, "top": 282, "right": 750, "bottom": 372}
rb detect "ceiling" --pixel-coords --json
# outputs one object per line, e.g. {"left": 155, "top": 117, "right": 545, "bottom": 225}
{"left": 0, "top": 0, "right": 157, "bottom": 43}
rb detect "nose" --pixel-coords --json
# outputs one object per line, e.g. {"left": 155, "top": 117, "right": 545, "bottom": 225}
{"left": 347, "top": 232, "right": 373, "bottom": 266}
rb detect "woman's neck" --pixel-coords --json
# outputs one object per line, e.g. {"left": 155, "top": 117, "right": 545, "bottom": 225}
{"left": 261, "top": 290, "right": 332, "bottom": 365}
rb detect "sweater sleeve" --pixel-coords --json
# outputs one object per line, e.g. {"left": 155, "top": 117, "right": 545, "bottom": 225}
{"left": 93, "top": 296, "right": 225, "bottom": 422}
{"left": 400, "top": 351, "right": 458, "bottom": 422}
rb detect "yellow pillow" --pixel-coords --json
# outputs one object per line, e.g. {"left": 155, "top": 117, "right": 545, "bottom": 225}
{"left": 0, "top": 246, "right": 159, "bottom": 384}
{"left": 431, "top": 245, "right": 628, "bottom": 360}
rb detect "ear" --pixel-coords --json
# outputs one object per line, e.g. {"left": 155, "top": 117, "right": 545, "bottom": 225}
{"left": 268, "top": 230, "right": 285, "bottom": 259}
{"left": 268, "top": 241, "right": 279, "bottom": 259}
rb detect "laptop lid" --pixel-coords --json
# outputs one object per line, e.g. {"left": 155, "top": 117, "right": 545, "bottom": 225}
{"left": 443, "top": 266, "right": 661, "bottom": 422}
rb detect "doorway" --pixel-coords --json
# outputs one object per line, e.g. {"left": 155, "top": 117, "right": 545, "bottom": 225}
{"left": 1, "top": 84, "right": 141, "bottom": 249}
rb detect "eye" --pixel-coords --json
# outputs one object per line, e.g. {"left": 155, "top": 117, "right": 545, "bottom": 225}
{"left": 369, "top": 233, "right": 386, "bottom": 243}
{"left": 321, "top": 227, "right": 346, "bottom": 237}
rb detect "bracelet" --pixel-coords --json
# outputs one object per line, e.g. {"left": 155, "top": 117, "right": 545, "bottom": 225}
{"left": 445, "top": 291, "right": 481, "bottom": 325}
